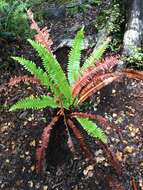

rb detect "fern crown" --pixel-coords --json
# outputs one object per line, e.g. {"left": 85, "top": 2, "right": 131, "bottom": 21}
{"left": 10, "top": 28, "right": 110, "bottom": 144}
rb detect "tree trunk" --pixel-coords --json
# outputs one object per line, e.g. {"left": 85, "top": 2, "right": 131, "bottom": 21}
{"left": 118, "top": 0, "right": 143, "bottom": 68}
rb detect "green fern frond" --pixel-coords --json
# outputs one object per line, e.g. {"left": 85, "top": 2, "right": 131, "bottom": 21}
{"left": 81, "top": 37, "right": 111, "bottom": 73}
{"left": 12, "top": 57, "right": 50, "bottom": 88}
{"left": 76, "top": 117, "right": 107, "bottom": 144}
{"left": 28, "top": 39, "right": 72, "bottom": 107}
{"left": 67, "top": 27, "right": 84, "bottom": 85}
{"left": 9, "top": 95, "right": 58, "bottom": 111}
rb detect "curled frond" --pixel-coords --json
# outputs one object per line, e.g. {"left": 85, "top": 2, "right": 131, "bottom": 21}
{"left": 27, "top": 9, "right": 53, "bottom": 52}
{"left": 67, "top": 118, "right": 93, "bottom": 160}
{"left": 36, "top": 115, "right": 60, "bottom": 173}
{"left": 67, "top": 27, "right": 84, "bottom": 85}
{"left": 79, "top": 72, "right": 122, "bottom": 98}
{"left": 76, "top": 117, "right": 107, "bottom": 144}
{"left": 9, "top": 95, "right": 58, "bottom": 111}
{"left": 72, "top": 55, "right": 120, "bottom": 98}
{"left": 122, "top": 69, "right": 143, "bottom": 80}
{"left": 78, "top": 75, "right": 121, "bottom": 104}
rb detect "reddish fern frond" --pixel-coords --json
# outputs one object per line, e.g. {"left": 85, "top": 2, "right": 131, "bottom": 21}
{"left": 78, "top": 75, "right": 122, "bottom": 104}
{"left": 99, "top": 142, "right": 122, "bottom": 176}
{"left": 36, "top": 115, "right": 60, "bottom": 173}
{"left": 0, "top": 76, "right": 41, "bottom": 93}
{"left": 0, "top": 84, "right": 7, "bottom": 92}
{"left": 130, "top": 176, "right": 138, "bottom": 190}
{"left": 27, "top": 9, "right": 53, "bottom": 52}
{"left": 71, "top": 112, "right": 112, "bottom": 129}
{"left": 66, "top": 128, "right": 75, "bottom": 154}
{"left": 122, "top": 69, "right": 143, "bottom": 80}
{"left": 107, "top": 176, "right": 126, "bottom": 190}
{"left": 72, "top": 55, "right": 120, "bottom": 98}
{"left": 9, "top": 75, "right": 40, "bottom": 86}
{"left": 67, "top": 118, "right": 94, "bottom": 160}
{"left": 79, "top": 72, "right": 122, "bottom": 98}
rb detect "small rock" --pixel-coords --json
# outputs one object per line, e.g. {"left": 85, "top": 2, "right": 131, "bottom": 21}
{"left": 28, "top": 181, "right": 33, "bottom": 188}
{"left": 95, "top": 149, "right": 103, "bottom": 156}
{"left": 31, "top": 165, "right": 35, "bottom": 171}
{"left": 43, "top": 185, "right": 48, "bottom": 190}
{"left": 83, "top": 165, "right": 94, "bottom": 177}
{"left": 115, "top": 151, "right": 123, "bottom": 161}
{"left": 96, "top": 156, "right": 105, "bottom": 163}
{"left": 5, "top": 159, "right": 10, "bottom": 163}
{"left": 112, "top": 113, "right": 117, "bottom": 118}
{"left": 30, "top": 140, "right": 36, "bottom": 147}
{"left": 124, "top": 146, "right": 134, "bottom": 153}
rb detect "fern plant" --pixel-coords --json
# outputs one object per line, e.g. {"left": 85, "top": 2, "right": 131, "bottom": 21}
{"left": 3, "top": 10, "right": 143, "bottom": 173}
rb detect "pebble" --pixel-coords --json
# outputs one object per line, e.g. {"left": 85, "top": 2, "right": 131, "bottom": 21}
{"left": 124, "top": 146, "right": 134, "bottom": 153}
{"left": 95, "top": 149, "right": 103, "bottom": 156}
{"left": 30, "top": 140, "right": 36, "bottom": 147}
{"left": 96, "top": 156, "right": 105, "bottom": 163}
{"left": 5, "top": 159, "right": 10, "bottom": 163}
{"left": 112, "top": 89, "right": 116, "bottom": 94}
{"left": 28, "top": 180, "right": 33, "bottom": 188}
{"left": 83, "top": 165, "right": 94, "bottom": 177}
{"left": 115, "top": 151, "right": 123, "bottom": 161}
{"left": 43, "top": 186, "right": 48, "bottom": 190}
{"left": 112, "top": 113, "right": 117, "bottom": 118}
{"left": 31, "top": 165, "right": 35, "bottom": 171}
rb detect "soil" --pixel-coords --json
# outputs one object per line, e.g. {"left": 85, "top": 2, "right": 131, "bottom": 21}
{"left": 0, "top": 1, "right": 143, "bottom": 190}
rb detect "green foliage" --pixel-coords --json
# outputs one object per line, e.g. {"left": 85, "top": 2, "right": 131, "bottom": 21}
{"left": 28, "top": 39, "right": 72, "bottom": 107}
{"left": 10, "top": 95, "right": 58, "bottom": 111}
{"left": 92, "top": 0, "right": 124, "bottom": 52}
{"left": 0, "top": 0, "right": 45, "bottom": 38}
{"left": 77, "top": 117, "right": 107, "bottom": 144}
{"left": 93, "top": 1, "right": 124, "bottom": 33}
{"left": 81, "top": 38, "right": 110, "bottom": 72}
{"left": 12, "top": 57, "right": 50, "bottom": 88}
{"left": 68, "top": 27, "right": 84, "bottom": 85}
{"left": 125, "top": 47, "right": 143, "bottom": 69}
{"left": 0, "top": 0, "right": 29, "bottom": 37}
{"left": 9, "top": 28, "right": 109, "bottom": 158}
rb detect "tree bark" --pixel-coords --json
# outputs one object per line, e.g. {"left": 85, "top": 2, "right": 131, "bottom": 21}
{"left": 123, "top": 0, "right": 143, "bottom": 54}
{"left": 118, "top": 0, "right": 143, "bottom": 68}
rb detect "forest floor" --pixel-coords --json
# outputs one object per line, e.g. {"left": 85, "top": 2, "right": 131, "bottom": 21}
{"left": 0, "top": 1, "right": 143, "bottom": 190}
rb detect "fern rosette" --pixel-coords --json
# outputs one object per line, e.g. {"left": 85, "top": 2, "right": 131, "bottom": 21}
{"left": 8, "top": 13, "right": 143, "bottom": 173}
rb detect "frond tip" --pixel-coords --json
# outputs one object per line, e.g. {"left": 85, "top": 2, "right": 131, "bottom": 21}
{"left": 67, "top": 27, "right": 84, "bottom": 85}
{"left": 9, "top": 95, "right": 58, "bottom": 111}
{"left": 76, "top": 117, "right": 108, "bottom": 144}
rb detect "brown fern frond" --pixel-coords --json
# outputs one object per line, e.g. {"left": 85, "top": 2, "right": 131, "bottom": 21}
{"left": 67, "top": 118, "right": 94, "bottom": 160}
{"left": 66, "top": 128, "right": 75, "bottom": 154}
{"left": 71, "top": 112, "right": 112, "bottom": 129}
{"left": 0, "top": 84, "right": 7, "bottom": 92}
{"left": 27, "top": 9, "right": 53, "bottom": 52}
{"left": 9, "top": 75, "right": 40, "bottom": 86}
{"left": 99, "top": 142, "right": 122, "bottom": 176}
{"left": 79, "top": 72, "right": 122, "bottom": 98}
{"left": 72, "top": 55, "right": 120, "bottom": 98}
{"left": 64, "top": 116, "right": 75, "bottom": 154}
{"left": 78, "top": 75, "right": 122, "bottom": 104}
{"left": 122, "top": 69, "right": 143, "bottom": 80}
{"left": 0, "top": 76, "right": 40, "bottom": 93}
{"left": 36, "top": 115, "right": 60, "bottom": 173}
{"left": 130, "top": 176, "right": 138, "bottom": 190}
